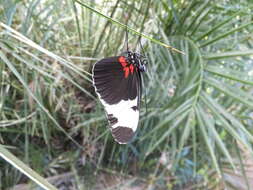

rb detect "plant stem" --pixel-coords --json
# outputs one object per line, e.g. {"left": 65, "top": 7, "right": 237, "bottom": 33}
{"left": 74, "top": 0, "right": 185, "bottom": 55}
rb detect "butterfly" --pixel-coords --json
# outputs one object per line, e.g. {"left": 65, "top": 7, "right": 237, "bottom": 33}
{"left": 92, "top": 51, "right": 147, "bottom": 144}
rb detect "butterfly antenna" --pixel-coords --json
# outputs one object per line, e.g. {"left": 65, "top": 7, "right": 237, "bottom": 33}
{"left": 126, "top": 26, "right": 129, "bottom": 52}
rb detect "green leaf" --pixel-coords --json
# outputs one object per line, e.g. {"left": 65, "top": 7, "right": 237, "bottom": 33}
{"left": 201, "top": 92, "right": 253, "bottom": 153}
{"left": 173, "top": 109, "right": 196, "bottom": 169}
{"left": 204, "top": 76, "right": 253, "bottom": 108}
{"left": 195, "top": 106, "right": 222, "bottom": 177}
{"left": 0, "top": 22, "right": 91, "bottom": 81}
{"left": 205, "top": 65, "right": 253, "bottom": 85}
{"left": 200, "top": 21, "right": 253, "bottom": 47}
{"left": 0, "top": 145, "right": 57, "bottom": 190}
{"left": 195, "top": 11, "right": 241, "bottom": 41}
{"left": 0, "top": 51, "right": 83, "bottom": 150}
{"left": 73, "top": 0, "right": 184, "bottom": 54}
{"left": 204, "top": 50, "right": 253, "bottom": 60}
{"left": 145, "top": 110, "right": 190, "bottom": 156}
{"left": 141, "top": 96, "right": 194, "bottom": 139}
{"left": 197, "top": 104, "right": 236, "bottom": 172}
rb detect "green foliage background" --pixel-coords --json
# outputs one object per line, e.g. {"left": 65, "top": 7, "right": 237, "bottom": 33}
{"left": 0, "top": 0, "right": 253, "bottom": 189}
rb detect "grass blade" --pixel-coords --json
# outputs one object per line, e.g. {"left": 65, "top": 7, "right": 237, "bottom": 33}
{"left": 0, "top": 51, "right": 83, "bottom": 150}
{"left": 201, "top": 92, "right": 253, "bottom": 153}
{"left": 195, "top": 11, "right": 241, "bottom": 41}
{"left": 145, "top": 110, "right": 190, "bottom": 156}
{"left": 204, "top": 77, "right": 253, "bottom": 108}
{"left": 74, "top": 0, "right": 184, "bottom": 54}
{"left": 0, "top": 145, "right": 57, "bottom": 190}
{"left": 204, "top": 50, "right": 253, "bottom": 60}
{"left": 195, "top": 106, "right": 222, "bottom": 177}
{"left": 0, "top": 22, "right": 91, "bottom": 79}
{"left": 198, "top": 104, "right": 236, "bottom": 172}
{"left": 200, "top": 21, "right": 253, "bottom": 47}
{"left": 205, "top": 65, "right": 253, "bottom": 86}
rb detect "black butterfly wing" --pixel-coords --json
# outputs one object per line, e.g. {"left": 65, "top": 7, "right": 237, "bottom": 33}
{"left": 92, "top": 56, "right": 142, "bottom": 144}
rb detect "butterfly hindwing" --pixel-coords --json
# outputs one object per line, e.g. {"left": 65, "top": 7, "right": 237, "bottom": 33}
{"left": 92, "top": 56, "right": 141, "bottom": 144}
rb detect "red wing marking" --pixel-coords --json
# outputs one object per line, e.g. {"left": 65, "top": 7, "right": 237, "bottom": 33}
{"left": 129, "top": 64, "right": 134, "bottom": 73}
{"left": 118, "top": 56, "right": 135, "bottom": 78}
{"left": 123, "top": 67, "right": 130, "bottom": 78}
{"left": 119, "top": 56, "right": 127, "bottom": 67}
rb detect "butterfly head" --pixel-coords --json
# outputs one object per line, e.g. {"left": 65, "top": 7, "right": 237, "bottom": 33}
{"left": 125, "top": 51, "right": 147, "bottom": 72}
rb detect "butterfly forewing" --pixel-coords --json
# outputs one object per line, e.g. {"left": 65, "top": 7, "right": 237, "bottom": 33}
{"left": 92, "top": 56, "right": 141, "bottom": 144}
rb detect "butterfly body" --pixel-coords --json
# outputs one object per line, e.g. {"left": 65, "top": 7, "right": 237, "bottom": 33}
{"left": 92, "top": 51, "right": 147, "bottom": 144}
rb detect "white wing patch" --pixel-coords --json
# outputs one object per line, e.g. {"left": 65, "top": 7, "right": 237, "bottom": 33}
{"left": 101, "top": 98, "right": 139, "bottom": 132}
